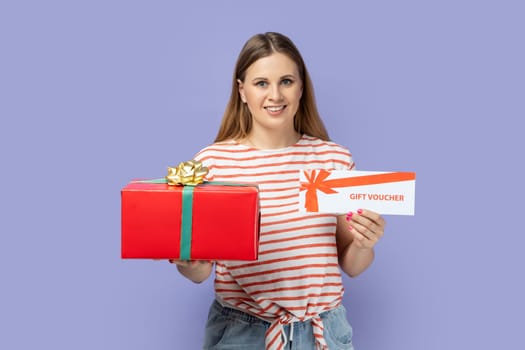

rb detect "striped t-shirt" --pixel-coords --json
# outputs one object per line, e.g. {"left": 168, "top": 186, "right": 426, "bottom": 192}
{"left": 194, "top": 134, "right": 355, "bottom": 350}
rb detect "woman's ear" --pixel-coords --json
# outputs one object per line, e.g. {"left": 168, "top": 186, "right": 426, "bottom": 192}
{"left": 237, "top": 79, "right": 247, "bottom": 103}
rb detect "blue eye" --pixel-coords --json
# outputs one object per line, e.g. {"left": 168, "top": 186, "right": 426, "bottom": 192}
{"left": 281, "top": 78, "right": 293, "bottom": 86}
{"left": 255, "top": 81, "right": 268, "bottom": 87}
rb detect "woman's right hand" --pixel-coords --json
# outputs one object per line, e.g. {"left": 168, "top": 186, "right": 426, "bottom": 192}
{"left": 169, "top": 260, "right": 213, "bottom": 283}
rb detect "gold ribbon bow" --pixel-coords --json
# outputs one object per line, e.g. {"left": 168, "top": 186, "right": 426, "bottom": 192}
{"left": 166, "top": 160, "right": 209, "bottom": 186}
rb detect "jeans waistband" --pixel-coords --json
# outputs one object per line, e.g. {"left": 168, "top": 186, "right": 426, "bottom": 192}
{"left": 212, "top": 298, "right": 341, "bottom": 324}
{"left": 213, "top": 299, "right": 269, "bottom": 324}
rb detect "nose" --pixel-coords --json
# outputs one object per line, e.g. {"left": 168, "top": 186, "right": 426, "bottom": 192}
{"left": 269, "top": 84, "right": 283, "bottom": 101}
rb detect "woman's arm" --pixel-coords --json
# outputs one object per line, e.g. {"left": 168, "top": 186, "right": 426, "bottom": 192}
{"left": 336, "top": 209, "right": 385, "bottom": 277}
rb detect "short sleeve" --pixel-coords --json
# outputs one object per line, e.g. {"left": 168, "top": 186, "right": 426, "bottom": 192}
{"left": 193, "top": 145, "right": 216, "bottom": 181}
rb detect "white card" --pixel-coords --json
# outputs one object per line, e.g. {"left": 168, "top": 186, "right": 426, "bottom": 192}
{"left": 299, "top": 170, "right": 416, "bottom": 215}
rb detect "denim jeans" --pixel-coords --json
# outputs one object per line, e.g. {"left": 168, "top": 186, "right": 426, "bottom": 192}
{"left": 202, "top": 300, "right": 355, "bottom": 350}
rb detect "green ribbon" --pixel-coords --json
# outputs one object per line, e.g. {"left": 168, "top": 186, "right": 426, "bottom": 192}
{"left": 132, "top": 179, "right": 254, "bottom": 260}
{"left": 180, "top": 186, "right": 194, "bottom": 260}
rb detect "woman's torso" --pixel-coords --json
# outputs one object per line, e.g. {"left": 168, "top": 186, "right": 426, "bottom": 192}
{"left": 194, "top": 135, "right": 354, "bottom": 322}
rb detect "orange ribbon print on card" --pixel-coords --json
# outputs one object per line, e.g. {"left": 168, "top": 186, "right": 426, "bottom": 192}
{"left": 300, "top": 170, "right": 416, "bottom": 212}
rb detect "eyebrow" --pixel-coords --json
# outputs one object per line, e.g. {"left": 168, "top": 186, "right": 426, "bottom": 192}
{"left": 250, "top": 74, "right": 298, "bottom": 82}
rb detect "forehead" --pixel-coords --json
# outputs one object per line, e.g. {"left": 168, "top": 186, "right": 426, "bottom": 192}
{"left": 245, "top": 52, "right": 300, "bottom": 78}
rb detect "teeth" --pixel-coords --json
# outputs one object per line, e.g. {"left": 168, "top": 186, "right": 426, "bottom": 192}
{"left": 266, "top": 106, "right": 284, "bottom": 112}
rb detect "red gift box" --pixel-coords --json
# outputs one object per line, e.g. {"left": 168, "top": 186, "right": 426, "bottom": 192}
{"left": 121, "top": 181, "right": 260, "bottom": 260}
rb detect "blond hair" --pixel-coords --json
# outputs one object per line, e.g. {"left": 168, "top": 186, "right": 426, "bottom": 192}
{"left": 215, "top": 32, "right": 330, "bottom": 142}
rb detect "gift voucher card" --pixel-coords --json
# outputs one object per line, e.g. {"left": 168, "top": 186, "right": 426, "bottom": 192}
{"left": 299, "top": 170, "right": 416, "bottom": 215}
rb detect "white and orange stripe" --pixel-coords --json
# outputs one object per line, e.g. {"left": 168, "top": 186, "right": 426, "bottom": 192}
{"left": 194, "top": 135, "right": 354, "bottom": 350}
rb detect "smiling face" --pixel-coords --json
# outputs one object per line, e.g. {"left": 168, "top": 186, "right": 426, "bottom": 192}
{"left": 238, "top": 52, "right": 303, "bottom": 137}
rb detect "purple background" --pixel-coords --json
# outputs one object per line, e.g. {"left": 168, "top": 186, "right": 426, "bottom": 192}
{"left": 1, "top": 1, "right": 524, "bottom": 349}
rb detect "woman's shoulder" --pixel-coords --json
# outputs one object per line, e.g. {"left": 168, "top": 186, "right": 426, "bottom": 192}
{"left": 300, "top": 134, "right": 351, "bottom": 153}
{"left": 300, "top": 134, "right": 354, "bottom": 170}
{"left": 193, "top": 139, "right": 244, "bottom": 161}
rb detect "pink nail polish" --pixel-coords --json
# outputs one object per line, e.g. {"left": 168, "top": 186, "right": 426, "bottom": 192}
{"left": 348, "top": 225, "right": 353, "bottom": 231}
{"left": 346, "top": 212, "right": 353, "bottom": 221}
{"left": 357, "top": 209, "right": 363, "bottom": 214}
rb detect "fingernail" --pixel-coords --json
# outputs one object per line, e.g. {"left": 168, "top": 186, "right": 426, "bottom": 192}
{"left": 357, "top": 209, "right": 363, "bottom": 214}
{"left": 346, "top": 212, "right": 353, "bottom": 221}
{"left": 348, "top": 225, "right": 353, "bottom": 231}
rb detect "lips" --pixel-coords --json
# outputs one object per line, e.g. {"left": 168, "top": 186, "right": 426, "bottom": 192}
{"left": 264, "top": 105, "right": 286, "bottom": 112}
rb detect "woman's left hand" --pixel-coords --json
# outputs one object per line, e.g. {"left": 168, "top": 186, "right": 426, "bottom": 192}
{"left": 346, "top": 209, "right": 386, "bottom": 250}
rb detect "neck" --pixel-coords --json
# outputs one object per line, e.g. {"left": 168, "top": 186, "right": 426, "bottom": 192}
{"left": 243, "top": 130, "right": 301, "bottom": 150}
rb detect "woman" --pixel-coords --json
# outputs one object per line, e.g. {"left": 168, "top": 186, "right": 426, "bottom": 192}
{"left": 174, "top": 32, "right": 385, "bottom": 350}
